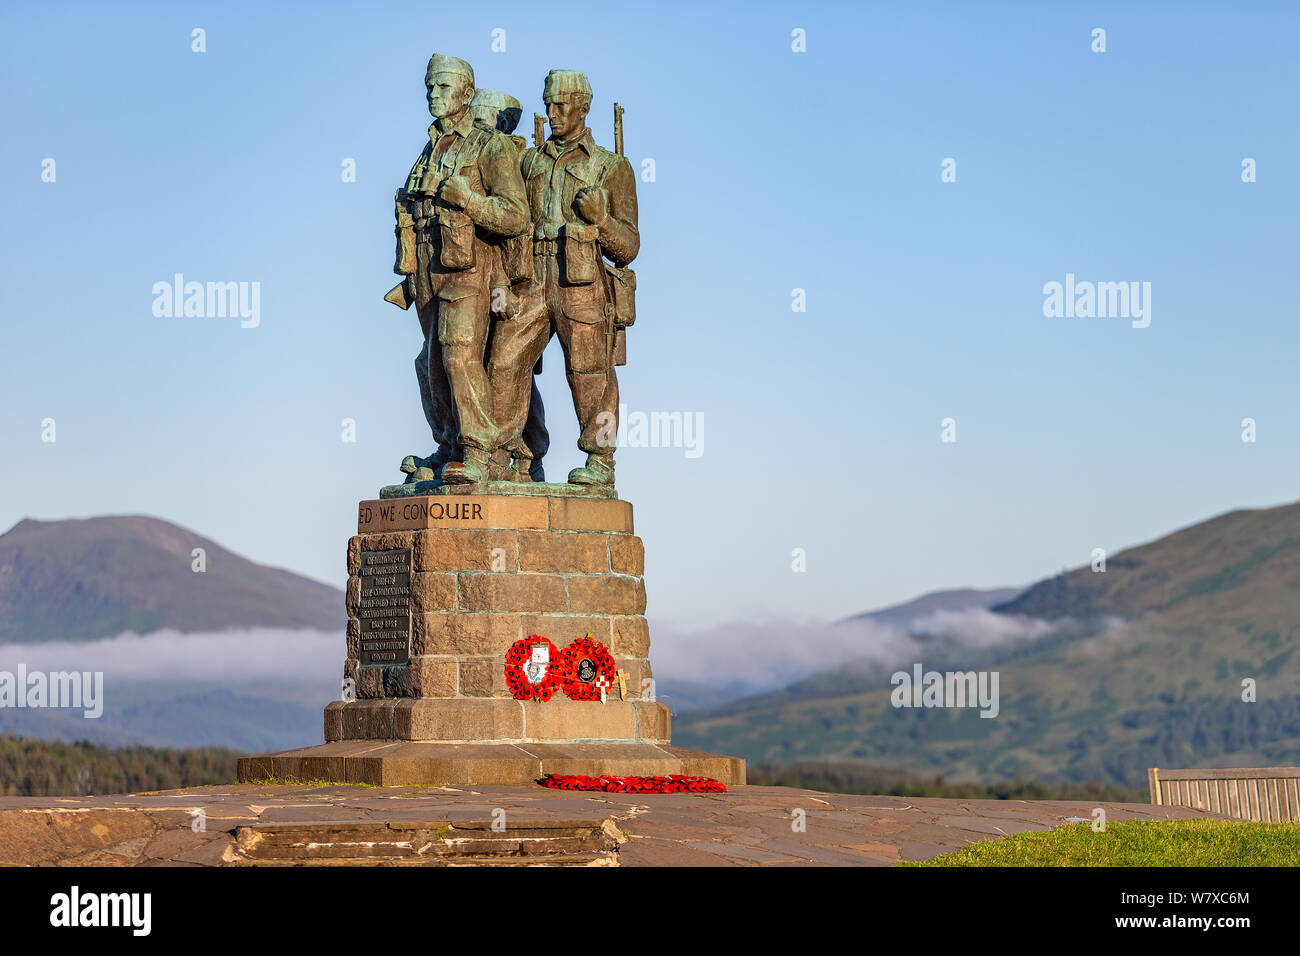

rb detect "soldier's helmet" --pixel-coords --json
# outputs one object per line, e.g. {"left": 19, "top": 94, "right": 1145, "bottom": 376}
{"left": 542, "top": 69, "right": 592, "bottom": 109}
{"left": 470, "top": 89, "right": 523, "bottom": 134}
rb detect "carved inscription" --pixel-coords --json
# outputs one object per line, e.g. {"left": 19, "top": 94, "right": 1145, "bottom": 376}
{"left": 358, "top": 548, "right": 411, "bottom": 666}
{"left": 359, "top": 499, "right": 485, "bottom": 532}
{"left": 356, "top": 495, "right": 549, "bottom": 532}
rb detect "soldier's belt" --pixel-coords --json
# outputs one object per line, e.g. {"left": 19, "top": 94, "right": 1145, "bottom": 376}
{"left": 533, "top": 239, "right": 560, "bottom": 256}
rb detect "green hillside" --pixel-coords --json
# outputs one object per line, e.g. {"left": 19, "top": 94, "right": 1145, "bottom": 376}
{"left": 674, "top": 500, "right": 1300, "bottom": 788}
{"left": 0, "top": 515, "right": 344, "bottom": 642}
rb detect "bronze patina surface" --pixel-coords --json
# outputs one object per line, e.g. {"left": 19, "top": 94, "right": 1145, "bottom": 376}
{"left": 387, "top": 61, "right": 638, "bottom": 493}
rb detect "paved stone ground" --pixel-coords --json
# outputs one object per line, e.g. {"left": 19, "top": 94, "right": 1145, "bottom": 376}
{"left": 0, "top": 783, "right": 1223, "bottom": 866}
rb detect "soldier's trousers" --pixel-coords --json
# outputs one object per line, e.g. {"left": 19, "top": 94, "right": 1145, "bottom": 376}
{"left": 413, "top": 288, "right": 496, "bottom": 456}
{"left": 415, "top": 338, "right": 549, "bottom": 462}
{"left": 414, "top": 335, "right": 458, "bottom": 454}
{"left": 488, "top": 256, "right": 618, "bottom": 463}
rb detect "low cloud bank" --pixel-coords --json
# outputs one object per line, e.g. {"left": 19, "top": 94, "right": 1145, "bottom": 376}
{"left": 903, "top": 607, "right": 1056, "bottom": 647}
{"left": 0, "top": 628, "right": 341, "bottom": 683}
{"left": 652, "top": 607, "right": 1065, "bottom": 694}
{"left": 0, "top": 609, "right": 1072, "bottom": 703}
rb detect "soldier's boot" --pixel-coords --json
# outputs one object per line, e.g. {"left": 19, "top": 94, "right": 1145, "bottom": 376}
{"left": 401, "top": 444, "right": 456, "bottom": 483}
{"left": 567, "top": 453, "right": 614, "bottom": 487}
{"left": 440, "top": 447, "right": 492, "bottom": 486}
{"left": 488, "top": 448, "right": 511, "bottom": 482}
{"left": 509, "top": 455, "right": 534, "bottom": 483}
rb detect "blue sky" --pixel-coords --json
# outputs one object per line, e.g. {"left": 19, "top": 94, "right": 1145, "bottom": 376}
{"left": 2, "top": 0, "right": 1298, "bottom": 627}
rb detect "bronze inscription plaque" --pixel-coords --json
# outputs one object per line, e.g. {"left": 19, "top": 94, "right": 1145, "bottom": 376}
{"left": 358, "top": 548, "right": 411, "bottom": 666}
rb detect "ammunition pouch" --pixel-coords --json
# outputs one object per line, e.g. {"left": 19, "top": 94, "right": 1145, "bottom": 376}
{"left": 501, "top": 235, "right": 533, "bottom": 283}
{"left": 605, "top": 264, "right": 636, "bottom": 329}
{"left": 437, "top": 209, "right": 476, "bottom": 270}
{"left": 394, "top": 211, "right": 416, "bottom": 276}
{"left": 562, "top": 221, "right": 599, "bottom": 285}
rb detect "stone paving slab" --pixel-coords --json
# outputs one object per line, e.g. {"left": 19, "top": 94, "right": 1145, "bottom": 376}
{"left": 0, "top": 783, "right": 1225, "bottom": 867}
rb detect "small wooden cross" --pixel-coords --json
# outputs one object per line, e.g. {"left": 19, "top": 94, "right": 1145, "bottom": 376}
{"left": 616, "top": 670, "right": 629, "bottom": 701}
{"left": 595, "top": 674, "right": 611, "bottom": 704}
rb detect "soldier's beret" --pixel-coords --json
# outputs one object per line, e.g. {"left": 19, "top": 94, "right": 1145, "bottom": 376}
{"left": 426, "top": 54, "right": 474, "bottom": 84}
{"left": 543, "top": 69, "right": 592, "bottom": 101}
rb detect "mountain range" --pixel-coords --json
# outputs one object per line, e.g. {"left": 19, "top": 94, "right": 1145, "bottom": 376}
{"left": 673, "top": 500, "right": 1300, "bottom": 787}
{"left": 0, "top": 515, "right": 343, "bottom": 752}
{"left": 4, "top": 503, "right": 1299, "bottom": 788}
{"left": 0, "top": 515, "right": 343, "bottom": 642}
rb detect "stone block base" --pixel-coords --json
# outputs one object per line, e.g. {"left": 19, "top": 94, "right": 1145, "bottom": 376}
{"left": 239, "top": 491, "right": 749, "bottom": 790}
{"left": 346, "top": 493, "right": 653, "bottom": 702}
{"left": 324, "top": 697, "right": 671, "bottom": 744}
{"left": 237, "top": 741, "right": 746, "bottom": 788}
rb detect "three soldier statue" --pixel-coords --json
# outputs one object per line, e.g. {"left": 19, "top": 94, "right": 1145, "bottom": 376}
{"left": 386, "top": 54, "right": 638, "bottom": 490}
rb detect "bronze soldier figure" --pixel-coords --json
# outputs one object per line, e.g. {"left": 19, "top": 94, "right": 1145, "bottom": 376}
{"left": 470, "top": 88, "right": 550, "bottom": 483}
{"left": 486, "top": 70, "right": 639, "bottom": 486}
{"left": 390, "top": 55, "right": 529, "bottom": 486}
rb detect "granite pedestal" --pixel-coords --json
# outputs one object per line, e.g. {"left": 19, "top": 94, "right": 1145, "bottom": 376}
{"left": 237, "top": 488, "right": 745, "bottom": 787}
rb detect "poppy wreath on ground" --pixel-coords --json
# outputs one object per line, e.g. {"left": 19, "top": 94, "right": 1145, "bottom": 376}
{"left": 504, "top": 635, "right": 562, "bottom": 701}
{"left": 558, "top": 634, "right": 617, "bottom": 701}
{"left": 540, "top": 774, "right": 727, "bottom": 794}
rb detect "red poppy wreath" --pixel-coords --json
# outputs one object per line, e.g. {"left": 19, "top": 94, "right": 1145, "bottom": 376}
{"left": 558, "top": 634, "right": 617, "bottom": 701}
{"left": 504, "top": 635, "right": 562, "bottom": 701}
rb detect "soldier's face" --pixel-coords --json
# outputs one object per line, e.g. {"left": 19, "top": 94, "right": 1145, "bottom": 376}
{"left": 545, "top": 96, "right": 588, "bottom": 140}
{"left": 426, "top": 73, "right": 472, "bottom": 119}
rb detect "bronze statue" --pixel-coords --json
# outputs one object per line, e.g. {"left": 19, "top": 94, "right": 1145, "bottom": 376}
{"left": 388, "top": 55, "right": 529, "bottom": 486}
{"left": 486, "top": 69, "right": 640, "bottom": 486}
{"left": 384, "top": 63, "right": 637, "bottom": 491}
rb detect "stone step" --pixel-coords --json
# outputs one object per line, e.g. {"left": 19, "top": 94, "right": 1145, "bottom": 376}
{"left": 240, "top": 740, "right": 746, "bottom": 787}
{"left": 235, "top": 853, "right": 617, "bottom": 867}
{"left": 232, "top": 818, "right": 621, "bottom": 866}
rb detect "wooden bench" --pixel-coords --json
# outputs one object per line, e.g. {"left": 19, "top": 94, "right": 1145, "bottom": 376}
{"left": 1148, "top": 767, "right": 1300, "bottom": 822}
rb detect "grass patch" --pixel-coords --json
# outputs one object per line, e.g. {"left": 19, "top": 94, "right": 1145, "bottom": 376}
{"left": 903, "top": 819, "right": 1300, "bottom": 866}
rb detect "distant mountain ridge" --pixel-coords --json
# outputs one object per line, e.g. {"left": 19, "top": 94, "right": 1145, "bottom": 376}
{"left": 659, "top": 586, "right": 1023, "bottom": 712}
{"left": 994, "top": 503, "right": 1300, "bottom": 621}
{"left": 674, "top": 499, "right": 1300, "bottom": 787}
{"left": 0, "top": 515, "right": 344, "bottom": 642}
{"left": 840, "top": 586, "right": 1022, "bottom": 628}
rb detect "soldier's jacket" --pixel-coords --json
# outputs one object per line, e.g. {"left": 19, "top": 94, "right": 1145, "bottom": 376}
{"left": 482, "top": 130, "right": 534, "bottom": 290}
{"left": 395, "top": 111, "right": 528, "bottom": 306}
{"left": 519, "top": 128, "right": 639, "bottom": 316}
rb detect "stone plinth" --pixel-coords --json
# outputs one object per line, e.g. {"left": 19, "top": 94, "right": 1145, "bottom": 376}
{"left": 237, "top": 491, "right": 745, "bottom": 786}
{"left": 238, "top": 742, "right": 743, "bottom": 788}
